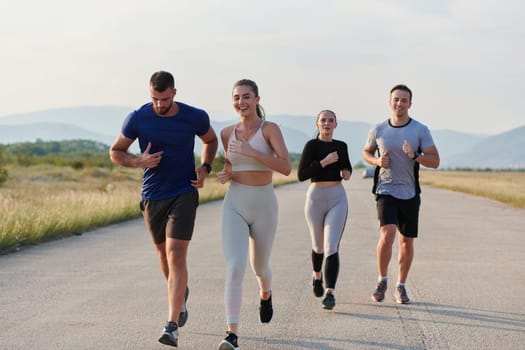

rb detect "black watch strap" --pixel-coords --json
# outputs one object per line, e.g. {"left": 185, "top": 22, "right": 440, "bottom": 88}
{"left": 412, "top": 152, "right": 420, "bottom": 160}
{"left": 201, "top": 162, "right": 212, "bottom": 174}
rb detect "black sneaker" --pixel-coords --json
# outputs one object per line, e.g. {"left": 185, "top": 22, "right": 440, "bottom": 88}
{"left": 158, "top": 321, "right": 178, "bottom": 347}
{"left": 394, "top": 285, "right": 410, "bottom": 304}
{"left": 259, "top": 293, "right": 273, "bottom": 323}
{"left": 371, "top": 280, "right": 387, "bottom": 302}
{"left": 322, "top": 292, "right": 336, "bottom": 310}
{"left": 218, "top": 332, "right": 240, "bottom": 350}
{"left": 178, "top": 286, "right": 189, "bottom": 327}
{"left": 312, "top": 277, "right": 324, "bottom": 298}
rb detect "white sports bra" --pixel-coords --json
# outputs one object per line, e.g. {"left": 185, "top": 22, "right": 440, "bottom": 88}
{"left": 228, "top": 121, "right": 274, "bottom": 171}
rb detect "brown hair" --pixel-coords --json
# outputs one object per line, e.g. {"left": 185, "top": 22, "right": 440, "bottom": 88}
{"left": 390, "top": 84, "right": 412, "bottom": 102}
{"left": 233, "top": 79, "right": 266, "bottom": 120}
{"left": 150, "top": 71, "right": 175, "bottom": 92}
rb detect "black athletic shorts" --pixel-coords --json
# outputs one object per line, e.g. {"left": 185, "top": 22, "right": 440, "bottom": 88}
{"left": 376, "top": 194, "right": 420, "bottom": 238}
{"left": 140, "top": 191, "right": 199, "bottom": 244}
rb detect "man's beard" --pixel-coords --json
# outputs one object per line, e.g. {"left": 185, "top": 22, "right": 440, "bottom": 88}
{"left": 155, "top": 103, "right": 172, "bottom": 115}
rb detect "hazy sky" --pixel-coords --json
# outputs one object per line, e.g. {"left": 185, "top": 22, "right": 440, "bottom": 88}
{"left": 1, "top": 0, "right": 523, "bottom": 134}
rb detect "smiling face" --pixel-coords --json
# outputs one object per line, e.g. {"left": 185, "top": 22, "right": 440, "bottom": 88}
{"left": 316, "top": 110, "right": 337, "bottom": 139}
{"left": 389, "top": 89, "right": 412, "bottom": 118}
{"left": 232, "top": 84, "right": 260, "bottom": 118}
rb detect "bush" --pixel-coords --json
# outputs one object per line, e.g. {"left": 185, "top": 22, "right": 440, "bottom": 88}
{"left": 0, "top": 167, "right": 8, "bottom": 185}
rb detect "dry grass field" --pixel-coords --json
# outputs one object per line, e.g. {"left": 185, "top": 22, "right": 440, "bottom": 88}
{"left": 2, "top": 167, "right": 523, "bottom": 253}
{"left": 0, "top": 165, "right": 296, "bottom": 253}
{"left": 420, "top": 170, "right": 525, "bottom": 209}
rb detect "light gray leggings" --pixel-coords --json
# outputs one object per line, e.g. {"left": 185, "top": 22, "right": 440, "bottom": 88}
{"left": 221, "top": 182, "right": 278, "bottom": 324}
{"left": 305, "top": 184, "right": 348, "bottom": 288}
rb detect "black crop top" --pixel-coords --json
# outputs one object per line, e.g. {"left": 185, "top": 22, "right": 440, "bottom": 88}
{"left": 297, "top": 138, "right": 352, "bottom": 182}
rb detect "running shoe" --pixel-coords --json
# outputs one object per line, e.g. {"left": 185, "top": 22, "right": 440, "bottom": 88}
{"left": 178, "top": 286, "right": 189, "bottom": 327}
{"left": 259, "top": 293, "right": 273, "bottom": 323}
{"left": 394, "top": 285, "right": 411, "bottom": 304}
{"left": 158, "top": 321, "right": 178, "bottom": 347}
{"left": 371, "top": 280, "right": 387, "bottom": 302}
{"left": 312, "top": 277, "right": 324, "bottom": 298}
{"left": 322, "top": 292, "right": 336, "bottom": 310}
{"left": 218, "top": 332, "right": 240, "bottom": 350}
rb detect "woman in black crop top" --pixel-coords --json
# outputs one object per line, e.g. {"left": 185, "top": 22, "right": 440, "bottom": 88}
{"left": 297, "top": 110, "right": 352, "bottom": 310}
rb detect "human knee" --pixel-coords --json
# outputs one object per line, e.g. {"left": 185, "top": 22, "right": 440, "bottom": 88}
{"left": 166, "top": 246, "right": 188, "bottom": 267}
{"left": 379, "top": 226, "right": 396, "bottom": 244}
{"left": 226, "top": 264, "right": 245, "bottom": 282}
{"left": 398, "top": 236, "right": 414, "bottom": 251}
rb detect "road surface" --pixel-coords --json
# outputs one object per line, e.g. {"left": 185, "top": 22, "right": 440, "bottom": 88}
{"left": 1, "top": 176, "right": 524, "bottom": 349}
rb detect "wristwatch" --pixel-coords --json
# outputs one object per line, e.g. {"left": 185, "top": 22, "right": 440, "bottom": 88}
{"left": 412, "top": 152, "right": 420, "bottom": 160}
{"left": 201, "top": 162, "right": 212, "bottom": 174}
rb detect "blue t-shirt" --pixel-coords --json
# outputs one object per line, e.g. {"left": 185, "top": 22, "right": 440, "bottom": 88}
{"left": 121, "top": 101, "right": 211, "bottom": 200}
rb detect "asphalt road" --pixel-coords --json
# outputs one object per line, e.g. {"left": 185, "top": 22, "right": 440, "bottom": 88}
{"left": 1, "top": 176, "right": 524, "bottom": 349}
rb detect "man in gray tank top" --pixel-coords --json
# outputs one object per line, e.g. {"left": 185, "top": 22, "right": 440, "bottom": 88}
{"left": 363, "top": 84, "right": 440, "bottom": 304}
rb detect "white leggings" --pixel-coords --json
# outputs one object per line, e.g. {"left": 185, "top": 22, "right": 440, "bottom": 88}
{"left": 305, "top": 184, "right": 348, "bottom": 258}
{"left": 221, "top": 182, "right": 278, "bottom": 324}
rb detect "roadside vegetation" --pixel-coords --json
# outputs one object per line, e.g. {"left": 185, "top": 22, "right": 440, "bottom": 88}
{"left": 420, "top": 170, "right": 525, "bottom": 209}
{"left": 0, "top": 140, "right": 297, "bottom": 253}
{"left": 1, "top": 140, "right": 524, "bottom": 254}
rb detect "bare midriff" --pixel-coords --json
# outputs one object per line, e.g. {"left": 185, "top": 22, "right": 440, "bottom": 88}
{"left": 311, "top": 181, "right": 341, "bottom": 188}
{"left": 232, "top": 171, "right": 274, "bottom": 186}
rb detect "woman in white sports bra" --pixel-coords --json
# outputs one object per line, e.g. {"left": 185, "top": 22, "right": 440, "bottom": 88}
{"left": 217, "top": 79, "right": 291, "bottom": 350}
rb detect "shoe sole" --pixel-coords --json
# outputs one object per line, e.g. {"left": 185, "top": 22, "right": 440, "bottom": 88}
{"left": 371, "top": 294, "right": 385, "bottom": 302}
{"left": 178, "top": 286, "right": 189, "bottom": 327}
{"left": 218, "top": 341, "right": 239, "bottom": 350}
{"left": 158, "top": 334, "right": 178, "bottom": 347}
{"left": 395, "top": 298, "right": 411, "bottom": 304}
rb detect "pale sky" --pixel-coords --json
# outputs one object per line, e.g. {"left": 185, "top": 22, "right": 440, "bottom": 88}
{"left": 1, "top": 0, "right": 523, "bottom": 134}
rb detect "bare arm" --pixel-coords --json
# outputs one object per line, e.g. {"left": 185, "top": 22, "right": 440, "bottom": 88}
{"left": 257, "top": 122, "right": 292, "bottom": 175}
{"left": 192, "top": 126, "right": 219, "bottom": 188}
{"left": 109, "top": 133, "right": 162, "bottom": 168}
{"left": 217, "top": 126, "right": 235, "bottom": 184}
{"left": 402, "top": 140, "right": 440, "bottom": 169}
{"left": 198, "top": 127, "right": 218, "bottom": 167}
{"left": 413, "top": 145, "right": 440, "bottom": 168}
{"left": 363, "top": 144, "right": 390, "bottom": 168}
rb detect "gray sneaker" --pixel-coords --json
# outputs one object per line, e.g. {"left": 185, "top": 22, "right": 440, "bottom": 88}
{"left": 394, "top": 285, "right": 410, "bottom": 304}
{"left": 322, "top": 292, "right": 336, "bottom": 310}
{"left": 371, "top": 280, "right": 387, "bottom": 302}
{"left": 158, "top": 321, "right": 178, "bottom": 347}
{"left": 178, "top": 286, "right": 189, "bottom": 327}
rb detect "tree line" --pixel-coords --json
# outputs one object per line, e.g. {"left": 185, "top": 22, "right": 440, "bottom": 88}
{"left": 0, "top": 139, "right": 305, "bottom": 186}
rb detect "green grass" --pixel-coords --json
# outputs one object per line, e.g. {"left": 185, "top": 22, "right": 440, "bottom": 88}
{"left": 0, "top": 165, "right": 297, "bottom": 253}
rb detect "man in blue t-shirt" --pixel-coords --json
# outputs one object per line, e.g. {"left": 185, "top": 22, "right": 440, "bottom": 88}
{"left": 363, "top": 84, "right": 440, "bottom": 305}
{"left": 110, "top": 71, "right": 218, "bottom": 347}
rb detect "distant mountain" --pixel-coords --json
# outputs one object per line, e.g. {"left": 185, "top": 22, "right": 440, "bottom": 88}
{"left": 1, "top": 106, "right": 524, "bottom": 169}
{"left": 0, "top": 122, "right": 114, "bottom": 146}
{"left": 444, "top": 126, "right": 525, "bottom": 169}
{"left": 0, "top": 106, "right": 129, "bottom": 136}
